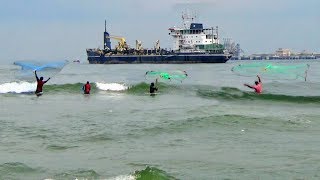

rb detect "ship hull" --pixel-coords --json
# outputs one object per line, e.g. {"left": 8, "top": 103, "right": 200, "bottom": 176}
{"left": 87, "top": 53, "right": 231, "bottom": 64}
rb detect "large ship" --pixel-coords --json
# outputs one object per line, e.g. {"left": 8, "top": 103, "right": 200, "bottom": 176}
{"left": 86, "top": 14, "right": 232, "bottom": 64}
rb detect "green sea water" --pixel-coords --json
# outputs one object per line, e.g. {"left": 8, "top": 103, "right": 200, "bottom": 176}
{"left": 0, "top": 60, "right": 320, "bottom": 179}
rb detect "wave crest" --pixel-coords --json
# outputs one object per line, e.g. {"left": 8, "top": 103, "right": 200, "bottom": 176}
{"left": 134, "top": 166, "right": 176, "bottom": 180}
{"left": 197, "top": 87, "right": 320, "bottom": 104}
{"left": 96, "top": 82, "right": 128, "bottom": 91}
{"left": 0, "top": 81, "right": 36, "bottom": 93}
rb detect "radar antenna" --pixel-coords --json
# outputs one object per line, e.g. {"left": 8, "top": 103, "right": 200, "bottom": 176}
{"left": 181, "top": 10, "right": 197, "bottom": 29}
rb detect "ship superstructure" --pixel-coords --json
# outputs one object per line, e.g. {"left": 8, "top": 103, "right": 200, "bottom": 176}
{"left": 169, "top": 13, "right": 224, "bottom": 54}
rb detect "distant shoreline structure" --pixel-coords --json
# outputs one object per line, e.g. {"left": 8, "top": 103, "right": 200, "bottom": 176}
{"left": 228, "top": 47, "right": 320, "bottom": 60}
{"left": 231, "top": 55, "right": 319, "bottom": 60}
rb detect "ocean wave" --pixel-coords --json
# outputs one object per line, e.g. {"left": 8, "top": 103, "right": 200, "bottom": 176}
{"left": 0, "top": 81, "right": 178, "bottom": 95}
{"left": 104, "top": 166, "right": 175, "bottom": 180}
{"left": 0, "top": 81, "right": 36, "bottom": 93}
{"left": 135, "top": 113, "right": 319, "bottom": 138}
{"left": 46, "top": 144, "right": 79, "bottom": 151}
{"left": 53, "top": 169, "right": 100, "bottom": 179}
{"left": 81, "top": 132, "right": 114, "bottom": 143}
{"left": 0, "top": 81, "right": 129, "bottom": 94}
{"left": 126, "top": 82, "right": 182, "bottom": 95}
{"left": 96, "top": 82, "right": 128, "bottom": 91}
{"left": 133, "top": 166, "right": 176, "bottom": 180}
{"left": 107, "top": 175, "right": 135, "bottom": 180}
{"left": 46, "top": 166, "right": 174, "bottom": 180}
{"left": 0, "top": 162, "right": 36, "bottom": 173}
{"left": 2, "top": 81, "right": 319, "bottom": 105}
{"left": 137, "top": 114, "right": 268, "bottom": 136}
{"left": 0, "top": 162, "right": 39, "bottom": 179}
{"left": 196, "top": 87, "right": 320, "bottom": 104}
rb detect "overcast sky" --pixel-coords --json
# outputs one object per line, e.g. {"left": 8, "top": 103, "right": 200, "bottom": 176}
{"left": 0, "top": 0, "right": 319, "bottom": 63}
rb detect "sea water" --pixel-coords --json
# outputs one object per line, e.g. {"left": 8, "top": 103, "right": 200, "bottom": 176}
{"left": 0, "top": 60, "right": 319, "bottom": 179}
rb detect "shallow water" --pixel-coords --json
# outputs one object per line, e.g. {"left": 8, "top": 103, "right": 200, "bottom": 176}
{"left": 0, "top": 60, "right": 320, "bottom": 179}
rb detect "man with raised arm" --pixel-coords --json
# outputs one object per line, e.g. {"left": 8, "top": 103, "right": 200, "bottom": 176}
{"left": 35, "top": 70, "right": 51, "bottom": 96}
{"left": 244, "top": 75, "right": 262, "bottom": 94}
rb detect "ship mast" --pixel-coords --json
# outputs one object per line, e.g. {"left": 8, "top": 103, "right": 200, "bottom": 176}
{"left": 103, "top": 20, "right": 111, "bottom": 50}
{"left": 181, "top": 11, "right": 197, "bottom": 29}
{"left": 216, "top": 26, "right": 219, "bottom": 44}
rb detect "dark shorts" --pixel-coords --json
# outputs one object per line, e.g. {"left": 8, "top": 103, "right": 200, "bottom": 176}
{"left": 35, "top": 91, "right": 43, "bottom": 96}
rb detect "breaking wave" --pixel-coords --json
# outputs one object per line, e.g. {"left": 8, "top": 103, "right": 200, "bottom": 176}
{"left": 0, "top": 81, "right": 129, "bottom": 94}
{"left": 196, "top": 87, "right": 320, "bottom": 104}
{"left": 1, "top": 81, "right": 319, "bottom": 105}
{"left": 0, "top": 81, "right": 36, "bottom": 93}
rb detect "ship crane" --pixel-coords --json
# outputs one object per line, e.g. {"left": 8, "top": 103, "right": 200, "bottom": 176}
{"left": 154, "top": 40, "right": 160, "bottom": 51}
{"left": 106, "top": 35, "right": 129, "bottom": 52}
{"left": 235, "top": 43, "right": 244, "bottom": 58}
{"left": 135, "top": 40, "right": 144, "bottom": 55}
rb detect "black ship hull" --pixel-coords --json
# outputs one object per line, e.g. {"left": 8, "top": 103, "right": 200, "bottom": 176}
{"left": 87, "top": 53, "right": 232, "bottom": 64}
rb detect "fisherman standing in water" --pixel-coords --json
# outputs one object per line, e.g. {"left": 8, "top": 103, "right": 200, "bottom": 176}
{"left": 244, "top": 75, "right": 262, "bottom": 94}
{"left": 35, "top": 70, "right": 51, "bottom": 96}
{"left": 149, "top": 78, "right": 158, "bottom": 94}
{"left": 83, "top": 81, "right": 91, "bottom": 94}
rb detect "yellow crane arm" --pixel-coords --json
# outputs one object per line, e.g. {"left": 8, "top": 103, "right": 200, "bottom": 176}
{"left": 106, "top": 36, "right": 126, "bottom": 43}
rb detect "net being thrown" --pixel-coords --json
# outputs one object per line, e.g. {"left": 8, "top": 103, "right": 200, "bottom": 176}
{"left": 231, "top": 62, "right": 310, "bottom": 81}
{"left": 14, "top": 60, "right": 68, "bottom": 81}
{"left": 145, "top": 70, "right": 188, "bottom": 82}
{"left": 14, "top": 60, "right": 68, "bottom": 71}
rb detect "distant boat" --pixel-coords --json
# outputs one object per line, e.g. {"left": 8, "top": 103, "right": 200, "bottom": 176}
{"left": 86, "top": 12, "right": 232, "bottom": 64}
{"left": 73, "top": 60, "right": 80, "bottom": 63}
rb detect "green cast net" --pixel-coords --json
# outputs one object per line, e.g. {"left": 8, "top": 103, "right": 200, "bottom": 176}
{"left": 145, "top": 70, "right": 188, "bottom": 82}
{"left": 231, "top": 62, "right": 310, "bottom": 81}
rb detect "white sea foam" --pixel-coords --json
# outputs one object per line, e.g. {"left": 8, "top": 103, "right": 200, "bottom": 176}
{"left": 0, "top": 81, "right": 36, "bottom": 93}
{"left": 96, "top": 82, "right": 128, "bottom": 91}
{"left": 106, "top": 175, "right": 135, "bottom": 180}
{"left": 44, "top": 175, "right": 135, "bottom": 180}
